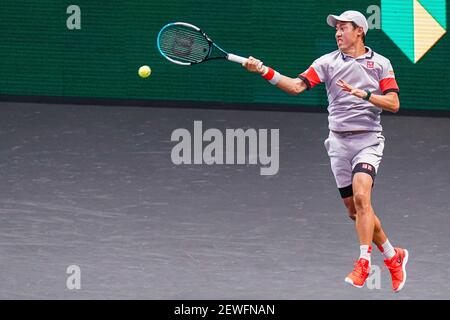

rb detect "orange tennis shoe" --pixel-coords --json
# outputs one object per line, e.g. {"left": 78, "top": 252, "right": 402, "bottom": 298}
{"left": 384, "top": 247, "right": 409, "bottom": 292}
{"left": 345, "top": 258, "right": 371, "bottom": 288}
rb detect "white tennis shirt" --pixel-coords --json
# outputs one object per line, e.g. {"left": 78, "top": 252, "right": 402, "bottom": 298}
{"left": 298, "top": 47, "right": 399, "bottom": 132}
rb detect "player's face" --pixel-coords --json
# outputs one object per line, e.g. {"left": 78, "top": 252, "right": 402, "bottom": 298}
{"left": 335, "top": 22, "right": 360, "bottom": 50}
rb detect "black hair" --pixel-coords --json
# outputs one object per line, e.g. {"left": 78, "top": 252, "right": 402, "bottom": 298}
{"left": 351, "top": 21, "right": 366, "bottom": 44}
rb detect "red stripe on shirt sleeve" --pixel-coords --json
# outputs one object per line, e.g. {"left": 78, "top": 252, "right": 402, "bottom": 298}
{"left": 299, "top": 67, "right": 321, "bottom": 89}
{"left": 379, "top": 78, "right": 399, "bottom": 94}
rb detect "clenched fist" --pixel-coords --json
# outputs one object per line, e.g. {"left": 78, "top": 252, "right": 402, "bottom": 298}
{"left": 242, "top": 56, "right": 266, "bottom": 74}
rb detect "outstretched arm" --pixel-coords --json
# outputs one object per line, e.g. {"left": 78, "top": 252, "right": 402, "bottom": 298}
{"left": 336, "top": 79, "right": 400, "bottom": 113}
{"left": 243, "top": 56, "right": 308, "bottom": 95}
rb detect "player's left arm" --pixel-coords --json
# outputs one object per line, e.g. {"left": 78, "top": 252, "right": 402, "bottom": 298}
{"left": 363, "top": 91, "right": 399, "bottom": 113}
{"left": 337, "top": 59, "right": 400, "bottom": 113}
{"left": 336, "top": 79, "right": 400, "bottom": 113}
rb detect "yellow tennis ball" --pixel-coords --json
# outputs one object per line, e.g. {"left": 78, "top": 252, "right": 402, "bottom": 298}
{"left": 138, "top": 65, "right": 151, "bottom": 78}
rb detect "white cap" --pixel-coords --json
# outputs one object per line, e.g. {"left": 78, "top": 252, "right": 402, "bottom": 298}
{"left": 327, "top": 10, "right": 369, "bottom": 35}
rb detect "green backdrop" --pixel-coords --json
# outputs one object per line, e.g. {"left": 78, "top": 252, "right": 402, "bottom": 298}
{"left": 1, "top": 0, "right": 449, "bottom": 110}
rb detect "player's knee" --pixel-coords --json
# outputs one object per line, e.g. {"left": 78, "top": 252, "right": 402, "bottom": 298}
{"left": 353, "top": 192, "right": 371, "bottom": 212}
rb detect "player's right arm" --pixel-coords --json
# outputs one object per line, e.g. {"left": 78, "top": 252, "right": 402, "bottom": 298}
{"left": 243, "top": 56, "right": 308, "bottom": 95}
{"left": 276, "top": 75, "right": 308, "bottom": 95}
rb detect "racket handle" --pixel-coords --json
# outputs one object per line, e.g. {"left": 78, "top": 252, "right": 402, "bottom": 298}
{"left": 227, "top": 54, "right": 248, "bottom": 65}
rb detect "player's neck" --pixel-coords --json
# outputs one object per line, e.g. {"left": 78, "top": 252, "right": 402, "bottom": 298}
{"left": 341, "top": 43, "right": 366, "bottom": 58}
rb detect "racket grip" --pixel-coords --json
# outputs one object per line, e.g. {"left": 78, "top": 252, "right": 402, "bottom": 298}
{"left": 227, "top": 54, "right": 248, "bottom": 65}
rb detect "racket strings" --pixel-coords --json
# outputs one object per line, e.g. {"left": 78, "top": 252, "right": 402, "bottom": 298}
{"left": 159, "top": 26, "right": 210, "bottom": 63}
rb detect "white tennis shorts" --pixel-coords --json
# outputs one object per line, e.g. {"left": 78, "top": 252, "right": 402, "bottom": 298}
{"left": 324, "top": 131, "right": 385, "bottom": 188}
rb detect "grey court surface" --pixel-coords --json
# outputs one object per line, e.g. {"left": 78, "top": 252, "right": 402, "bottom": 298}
{"left": 0, "top": 101, "right": 449, "bottom": 299}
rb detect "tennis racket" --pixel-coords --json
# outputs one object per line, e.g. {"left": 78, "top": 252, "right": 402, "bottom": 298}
{"left": 157, "top": 22, "right": 254, "bottom": 66}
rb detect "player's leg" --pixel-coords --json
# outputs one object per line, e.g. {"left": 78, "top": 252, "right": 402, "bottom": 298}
{"left": 349, "top": 132, "right": 409, "bottom": 291}
{"left": 342, "top": 195, "right": 387, "bottom": 247}
{"left": 324, "top": 132, "right": 406, "bottom": 290}
{"left": 343, "top": 172, "right": 374, "bottom": 288}
{"left": 345, "top": 195, "right": 399, "bottom": 269}
{"left": 352, "top": 171, "right": 376, "bottom": 249}
{"left": 343, "top": 132, "right": 383, "bottom": 288}
{"left": 325, "top": 133, "right": 370, "bottom": 288}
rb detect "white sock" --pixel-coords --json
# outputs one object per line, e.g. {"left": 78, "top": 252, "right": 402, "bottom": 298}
{"left": 359, "top": 245, "right": 372, "bottom": 264}
{"left": 380, "top": 239, "right": 396, "bottom": 259}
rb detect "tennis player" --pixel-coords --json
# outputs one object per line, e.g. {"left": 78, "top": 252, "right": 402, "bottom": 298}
{"left": 243, "top": 10, "right": 408, "bottom": 291}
